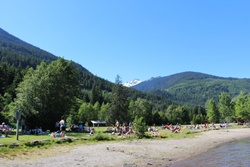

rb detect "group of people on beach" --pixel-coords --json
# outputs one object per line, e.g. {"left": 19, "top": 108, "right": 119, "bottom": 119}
{"left": 161, "top": 123, "right": 181, "bottom": 133}
{"left": 107, "top": 120, "right": 135, "bottom": 137}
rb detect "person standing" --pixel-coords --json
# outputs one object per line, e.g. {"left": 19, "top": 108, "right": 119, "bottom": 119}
{"left": 59, "top": 116, "right": 66, "bottom": 137}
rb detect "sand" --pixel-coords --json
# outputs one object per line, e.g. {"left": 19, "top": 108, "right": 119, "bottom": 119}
{"left": 1, "top": 128, "right": 250, "bottom": 167}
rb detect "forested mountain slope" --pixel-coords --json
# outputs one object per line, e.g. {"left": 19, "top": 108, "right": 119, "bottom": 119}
{"left": 0, "top": 27, "right": 174, "bottom": 108}
{"left": 0, "top": 28, "right": 89, "bottom": 72}
{"left": 133, "top": 71, "right": 250, "bottom": 106}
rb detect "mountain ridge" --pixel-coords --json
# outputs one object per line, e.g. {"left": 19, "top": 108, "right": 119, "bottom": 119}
{"left": 0, "top": 27, "right": 91, "bottom": 73}
{"left": 132, "top": 71, "right": 250, "bottom": 106}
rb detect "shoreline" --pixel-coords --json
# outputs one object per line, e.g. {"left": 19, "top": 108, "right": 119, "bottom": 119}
{"left": 1, "top": 128, "right": 250, "bottom": 167}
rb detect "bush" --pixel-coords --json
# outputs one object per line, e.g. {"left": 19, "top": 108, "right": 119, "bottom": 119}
{"left": 89, "top": 133, "right": 112, "bottom": 141}
{"left": 132, "top": 116, "right": 147, "bottom": 138}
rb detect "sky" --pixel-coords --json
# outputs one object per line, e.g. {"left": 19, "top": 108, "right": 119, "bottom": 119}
{"left": 0, "top": 0, "right": 250, "bottom": 83}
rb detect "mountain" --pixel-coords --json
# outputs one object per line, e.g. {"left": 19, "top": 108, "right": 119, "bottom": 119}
{"left": 0, "top": 27, "right": 176, "bottom": 108}
{"left": 0, "top": 28, "right": 90, "bottom": 73}
{"left": 123, "top": 79, "right": 142, "bottom": 87}
{"left": 0, "top": 28, "right": 32, "bottom": 47}
{"left": 132, "top": 71, "right": 250, "bottom": 106}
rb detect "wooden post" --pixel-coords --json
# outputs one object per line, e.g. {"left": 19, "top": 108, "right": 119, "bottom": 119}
{"left": 15, "top": 110, "right": 21, "bottom": 140}
{"left": 16, "top": 119, "right": 19, "bottom": 140}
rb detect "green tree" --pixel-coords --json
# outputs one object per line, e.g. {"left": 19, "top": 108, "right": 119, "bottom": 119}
{"left": 13, "top": 58, "right": 80, "bottom": 130}
{"left": 132, "top": 116, "right": 147, "bottom": 138}
{"left": 90, "top": 84, "right": 103, "bottom": 105}
{"left": 110, "top": 75, "right": 128, "bottom": 123}
{"left": 132, "top": 98, "right": 152, "bottom": 125}
{"left": 234, "top": 92, "right": 250, "bottom": 122}
{"left": 181, "top": 106, "right": 190, "bottom": 124}
{"left": 78, "top": 102, "right": 96, "bottom": 124}
{"left": 218, "top": 92, "right": 233, "bottom": 122}
{"left": 166, "top": 105, "right": 175, "bottom": 124}
{"left": 153, "top": 111, "right": 167, "bottom": 125}
{"left": 172, "top": 106, "right": 183, "bottom": 124}
{"left": 98, "top": 103, "right": 111, "bottom": 123}
{"left": 206, "top": 99, "right": 220, "bottom": 123}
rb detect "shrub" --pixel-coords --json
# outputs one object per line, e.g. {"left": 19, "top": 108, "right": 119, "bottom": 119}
{"left": 132, "top": 116, "right": 147, "bottom": 138}
{"left": 89, "top": 133, "right": 112, "bottom": 141}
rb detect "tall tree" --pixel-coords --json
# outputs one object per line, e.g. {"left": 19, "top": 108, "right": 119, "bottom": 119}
{"left": 218, "top": 92, "right": 233, "bottom": 122}
{"left": 132, "top": 98, "right": 153, "bottom": 125}
{"left": 110, "top": 75, "right": 128, "bottom": 124}
{"left": 98, "top": 102, "right": 111, "bottom": 123}
{"left": 90, "top": 84, "right": 103, "bottom": 105}
{"left": 234, "top": 92, "right": 250, "bottom": 122}
{"left": 12, "top": 58, "right": 80, "bottom": 130}
{"left": 78, "top": 102, "right": 96, "bottom": 124}
{"left": 166, "top": 105, "right": 175, "bottom": 124}
{"left": 206, "top": 98, "right": 220, "bottom": 123}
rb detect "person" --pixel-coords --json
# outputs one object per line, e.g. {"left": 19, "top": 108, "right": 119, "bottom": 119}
{"left": 1, "top": 122, "right": 10, "bottom": 137}
{"left": 59, "top": 116, "right": 66, "bottom": 137}
{"left": 115, "top": 120, "right": 120, "bottom": 131}
{"left": 89, "top": 127, "right": 95, "bottom": 136}
{"left": 126, "top": 127, "right": 134, "bottom": 135}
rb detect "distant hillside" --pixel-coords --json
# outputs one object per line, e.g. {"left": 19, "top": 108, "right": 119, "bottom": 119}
{"left": 0, "top": 27, "right": 175, "bottom": 108}
{"left": 0, "top": 28, "right": 57, "bottom": 61}
{"left": 132, "top": 71, "right": 250, "bottom": 106}
{"left": 0, "top": 28, "right": 89, "bottom": 72}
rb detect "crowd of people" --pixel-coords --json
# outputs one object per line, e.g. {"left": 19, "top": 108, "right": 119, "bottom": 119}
{"left": 106, "top": 120, "right": 135, "bottom": 137}
{"left": 3, "top": 114, "right": 247, "bottom": 140}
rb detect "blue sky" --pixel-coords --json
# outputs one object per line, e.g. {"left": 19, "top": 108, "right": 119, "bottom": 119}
{"left": 1, "top": 1, "right": 249, "bottom": 83}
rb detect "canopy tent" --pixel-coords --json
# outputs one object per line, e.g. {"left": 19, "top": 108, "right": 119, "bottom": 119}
{"left": 90, "top": 120, "right": 106, "bottom": 127}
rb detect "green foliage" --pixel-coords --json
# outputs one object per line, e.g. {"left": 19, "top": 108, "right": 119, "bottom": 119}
{"left": 218, "top": 92, "right": 234, "bottom": 122}
{"left": 234, "top": 92, "right": 250, "bottom": 121}
{"left": 132, "top": 116, "right": 147, "bottom": 138}
{"left": 129, "top": 98, "right": 153, "bottom": 124}
{"left": 98, "top": 103, "right": 111, "bottom": 123}
{"left": 77, "top": 102, "right": 97, "bottom": 123}
{"left": 206, "top": 99, "right": 220, "bottom": 123}
{"left": 110, "top": 75, "right": 129, "bottom": 123}
{"left": 191, "top": 114, "right": 205, "bottom": 124}
{"left": 89, "top": 132, "right": 112, "bottom": 141}
{"left": 12, "top": 58, "right": 80, "bottom": 130}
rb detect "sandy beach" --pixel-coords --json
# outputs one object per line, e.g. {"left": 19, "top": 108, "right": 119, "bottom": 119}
{"left": 1, "top": 128, "right": 250, "bottom": 167}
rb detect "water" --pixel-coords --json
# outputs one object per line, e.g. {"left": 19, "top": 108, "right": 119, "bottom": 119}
{"left": 170, "top": 138, "right": 250, "bottom": 167}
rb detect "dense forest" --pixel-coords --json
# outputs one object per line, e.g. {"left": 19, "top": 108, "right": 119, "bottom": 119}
{"left": 0, "top": 28, "right": 250, "bottom": 132}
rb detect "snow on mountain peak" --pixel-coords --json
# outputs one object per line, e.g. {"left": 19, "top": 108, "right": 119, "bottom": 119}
{"left": 123, "top": 79, "right": 142, "bottom": 87}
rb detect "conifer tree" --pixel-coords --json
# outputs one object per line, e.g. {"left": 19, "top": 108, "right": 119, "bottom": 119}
{"left": 206, "top": 98, "right": 220, "bottom": 123}
{"left": 110, "top": 75, "right": 128, "bottom": 124}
